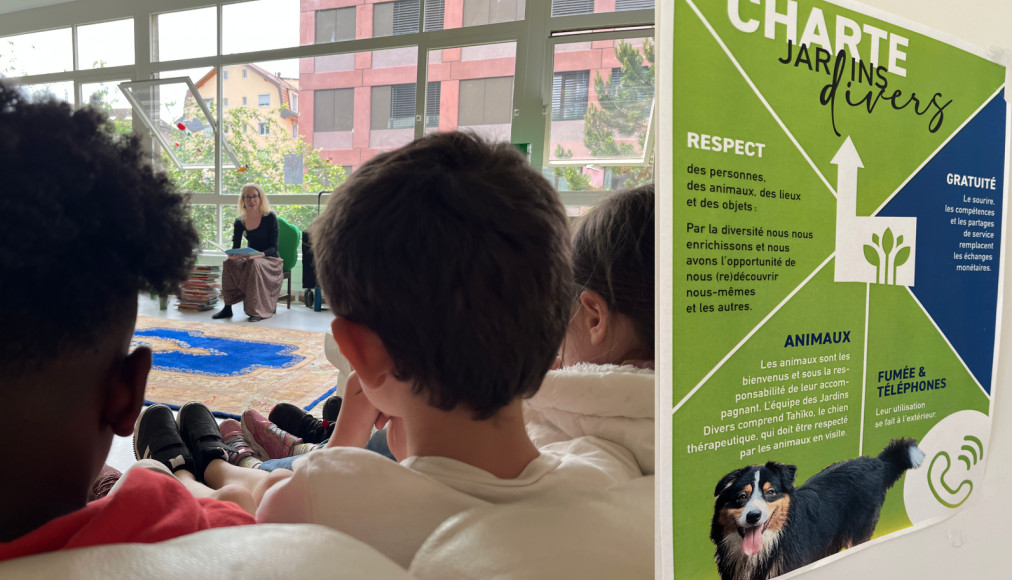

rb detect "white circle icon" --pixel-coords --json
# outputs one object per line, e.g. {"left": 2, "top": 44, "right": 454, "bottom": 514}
{"left": 904, "top": 409, "right": 989, "bottom": 524}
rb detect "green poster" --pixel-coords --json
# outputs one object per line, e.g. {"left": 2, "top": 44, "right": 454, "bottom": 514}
{"left": 668, "top": 1, "right": 1008, "bottom": 578}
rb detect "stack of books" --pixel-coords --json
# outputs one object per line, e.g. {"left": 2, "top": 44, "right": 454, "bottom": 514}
{"left": 177, "top": 264, "right": 222, "bottom": 311}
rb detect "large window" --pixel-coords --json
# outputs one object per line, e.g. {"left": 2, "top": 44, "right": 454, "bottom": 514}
{"left": 153, "top": 7, "right": 217, "bottom": 62}
{"left": 77, "top": 19, "right": 134, "bottom": 69}
{"left": 0, "top": 0, "right": 654, "bottom": 250}
{"left": 222, "top": 0, "right": 300, "bottom": 54}
{"left": 546, "top": 34, "right": 655, "bottom": 194}
{"left": 0, "top": 28, "right": 72, "bottom": 75}
{"left": 426, "top": 41, "right": 516, "bottom": 143}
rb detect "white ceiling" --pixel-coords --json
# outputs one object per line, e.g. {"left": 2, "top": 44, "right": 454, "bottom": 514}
{"left": 0, "top": 0, "right": 76, "bottom": 16}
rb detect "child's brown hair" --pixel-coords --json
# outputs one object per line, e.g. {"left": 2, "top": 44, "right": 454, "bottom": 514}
{"left": 313, "top": 132, "right": 572, "bottom": 419}
{"left": 572, "top": 184, "right": 655, "bottom": 356}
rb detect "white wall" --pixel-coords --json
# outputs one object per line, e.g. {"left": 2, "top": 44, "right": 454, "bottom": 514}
{"left": 788, "top": 1, "right": 1012, "bottom": 579}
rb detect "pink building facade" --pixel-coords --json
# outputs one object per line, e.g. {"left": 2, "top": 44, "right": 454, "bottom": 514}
{"left": 297, "top": 0, "right": 647, "bottom": 180}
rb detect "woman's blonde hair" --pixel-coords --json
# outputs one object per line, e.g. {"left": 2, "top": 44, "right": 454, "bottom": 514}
{"left": 238, "top": 183, "right": 271, "bottom": 220}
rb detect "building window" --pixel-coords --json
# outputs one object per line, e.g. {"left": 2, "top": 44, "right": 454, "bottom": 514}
{"left": 242, "top": 69, "right": 248, "bottom": 79}
{"left": 374, "top": 0, "right": 420, "bottom": 37}
{"left": 371, "top": 84, "right": 415, "bottom": 130}
{"left": 204, "top": 97, "right": 214, "bottom": 110}
{"left": 314, "top": 88, "right": 354, "bottom": 132}
{"left": 223, "top": 70, "right": 229, "bottom": 81}
{"left": 292, "top": 123, "right": 298, "bottom": 139}
{"left": 424, "top": 0, "right": 444, "bottom": 31}
{"left": 615, "top": 0, "right": 654, "bottom": 10}
{"left": 242, "top": 96, "right": 248, "bottom": 106}
{"left": 258, "top": 121, "right": 270, "bottom": 136}
{"left": 223, "top": 97, "right": 229, "bottom": 108}
{"left": 425, "top": 82, "right": 440, "bottom": 128}
{"left": 458, "top": 77, "right": 513, "bottom": 126}
{"left": 258, "top": 93, "right": 270, "bottom": 107}
{"left": 463, "top": 0, "right": 520, "bottom": 26}
{"left": 552, "top": 0, "right": 594, "bottom": 16}
{"left": 316, "top": 7, "right": 356, "bottom": 43}
{"left": 551, "top": 70, "right": 589, "bottom": 121}
{"left": 291, "top": 93, "right": 298, "bottom": 112}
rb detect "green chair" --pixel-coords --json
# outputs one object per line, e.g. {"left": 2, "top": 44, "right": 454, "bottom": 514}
{"left": 277, "top": 215, "right": 301, "bottom": 309}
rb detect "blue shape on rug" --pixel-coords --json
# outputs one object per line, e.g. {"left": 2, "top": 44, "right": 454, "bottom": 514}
{"left": 133, "top": 327, "right": 303, "bottom": 376}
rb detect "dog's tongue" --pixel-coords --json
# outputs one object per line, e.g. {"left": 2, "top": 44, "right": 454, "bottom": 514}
{"left": 742, "top": 526, "right": 763, "bottom": 556}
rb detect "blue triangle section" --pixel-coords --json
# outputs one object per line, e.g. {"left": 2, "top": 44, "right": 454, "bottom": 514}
{"left": 878, "top": 93, "right": 1006, "bottom": 394}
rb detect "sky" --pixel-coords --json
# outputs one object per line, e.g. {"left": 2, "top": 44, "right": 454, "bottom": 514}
{"left": 1, "top": 0, "right": 301, "bottom": 83}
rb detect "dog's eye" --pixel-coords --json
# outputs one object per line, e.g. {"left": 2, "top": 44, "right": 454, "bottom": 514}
{"left": 764, "top": 488, "right": 776, "bottom": 497}
{"left": 736, "top": 492, "right": 747, "bottom": 502}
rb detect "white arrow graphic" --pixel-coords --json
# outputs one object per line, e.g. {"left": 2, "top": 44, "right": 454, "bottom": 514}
{"left": 832, "top": 136, "right": 864, "bottom": 218}
{"left": 831, "top": 136, "right": 917, "bottom": 286}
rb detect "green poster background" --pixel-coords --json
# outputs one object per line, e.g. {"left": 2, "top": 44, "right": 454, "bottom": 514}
{"left": 671, "top": 0, "right": 1006, "bottom": 577}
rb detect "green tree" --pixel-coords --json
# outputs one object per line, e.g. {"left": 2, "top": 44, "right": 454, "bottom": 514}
{"left": 164, "top": 102, "right": 345, "bottom": 249}
{"left": 0, "top": 41, "right": 17, "bottom": 77}
{"left": 558, "top": 39, "right": 655, "bottom": 191}
{"left": 86, "top": 81, "right": 133, "bottom": 138}
{"left": 586, "top": 39, "right": 654, "bottom": 188}
{"left": 553, "top": 144, "right": 593, "bottom": 190}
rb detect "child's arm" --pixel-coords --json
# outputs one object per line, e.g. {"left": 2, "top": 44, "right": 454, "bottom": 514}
{"left": 327, "top": 372, "right": 385, "bottom": 449}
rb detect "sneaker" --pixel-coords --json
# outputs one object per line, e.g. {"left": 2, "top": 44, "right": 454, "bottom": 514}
{"left": 176, "top": 402, "right": 228, "bottom": 482}
{"left": 322, "top": 395, "right": 343, "bottom": 423}
{"left": 268, "top": 397, "right": 341, "bottom": 444}
{"left": 242, "top": 408, "right": 303, "bottom": 459}
{"left": 219, "top": 419, "right": 263, "bottom": 467}
{"left": 134, "top": 404, "right": 194, "bottom": 473}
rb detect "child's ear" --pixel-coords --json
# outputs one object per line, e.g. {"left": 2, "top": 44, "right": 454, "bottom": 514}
{"left": 578, "top": 290, "right": 611, "bottom": 346}
{"left": 331, "top": 317, "right": 393, "bottom": 388}
{"left": 103, "top": 346, "right": 151, "bottom": 437}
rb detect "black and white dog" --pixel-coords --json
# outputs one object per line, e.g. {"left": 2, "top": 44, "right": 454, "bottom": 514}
{"left": 710, "top": 438, "right": 924, "bottom": 580}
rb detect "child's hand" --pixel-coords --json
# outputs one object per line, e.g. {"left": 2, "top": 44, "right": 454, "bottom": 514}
{"left": 328, "top": 372, "right": 380, "bottom": 449}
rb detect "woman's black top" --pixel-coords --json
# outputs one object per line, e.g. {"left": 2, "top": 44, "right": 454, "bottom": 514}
{"left": 232, "top": 212, "right": 279, "bottom": 257}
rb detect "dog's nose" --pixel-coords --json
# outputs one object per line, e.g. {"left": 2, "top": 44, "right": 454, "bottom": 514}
{"left": 746, "top": 510, "right": 761, "bottom": 524}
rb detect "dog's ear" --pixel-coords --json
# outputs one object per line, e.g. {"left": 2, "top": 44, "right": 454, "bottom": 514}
{"left": 714, "top": 467, "right": 749, "bottom": 497}
{"left": 764, "top": 462, "right": 798, "bottom": 491}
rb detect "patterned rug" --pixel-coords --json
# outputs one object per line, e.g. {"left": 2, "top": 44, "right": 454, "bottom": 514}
{"left": 131, "top": 316, "right": 337, "bottom": 419}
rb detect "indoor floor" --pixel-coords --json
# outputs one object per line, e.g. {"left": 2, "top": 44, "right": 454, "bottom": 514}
{"left": 105, "top": 293, "right": 335, "bottom": 472}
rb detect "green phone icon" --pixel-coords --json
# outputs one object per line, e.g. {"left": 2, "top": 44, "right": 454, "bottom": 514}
{"left": 927, "top": 435, "right": 983, "bottom": 508}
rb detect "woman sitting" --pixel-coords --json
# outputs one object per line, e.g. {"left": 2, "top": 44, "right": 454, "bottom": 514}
{"left": 212, "top": 183, "right": 284, "bottom": 322}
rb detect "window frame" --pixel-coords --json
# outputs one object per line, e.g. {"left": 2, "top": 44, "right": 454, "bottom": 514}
{"left": 543, "top": 26, "right": 656, "bottom": 169}
{"left": 117, "top": 76, "right": 242, "bottom": 171}
{"left": 0, "top": 2, "right": 655, "bottom": 245}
